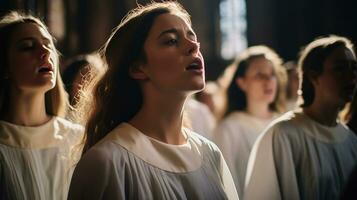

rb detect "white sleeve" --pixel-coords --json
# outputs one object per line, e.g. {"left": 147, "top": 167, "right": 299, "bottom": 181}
{"left": 68, "top": 147, "right": 125, "bottom": 200}
{"left": 212, "top": 122, "right": 240, "bottom": 191}
{"left": 212, "top": 122, "right": 235, "bottom": 170}
{"left": 244, "top": 125, "right": 300, "bottom": 200}
{"left": 219, "top": 151, "right": 240, "bottom": 200}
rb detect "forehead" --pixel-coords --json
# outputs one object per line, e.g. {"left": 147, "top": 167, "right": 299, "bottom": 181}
{"left": 10, "top": 22, "right": 52, "bottom": 43}
{"left": 147, "top": 13, "right": 192, "bottom": 37}
{"left": 247, "top": 57, "right": 274, "bottom": 72}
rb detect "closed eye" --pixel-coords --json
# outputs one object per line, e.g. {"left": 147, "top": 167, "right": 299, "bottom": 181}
{"left": 18, "top": 40, "right": 35, "bottom": 51}
{"left": 165, "top": 38, "right": 178, "bottom": 46}
{"left": 17, "top": 37, "right": 53, "bottom": 51}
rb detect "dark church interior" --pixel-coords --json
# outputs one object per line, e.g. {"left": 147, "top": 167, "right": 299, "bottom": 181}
{"left": 1, "top": 0, "right": 357, "bottom": 199}
{"left": 2, "top": 0, "right": 357, "bottom": 79}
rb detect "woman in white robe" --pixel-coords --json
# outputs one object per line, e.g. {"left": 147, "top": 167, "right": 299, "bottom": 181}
{"left": 0, "top": 12, "right": 83, "bottom": 199}
{"left": 244, "top": 35, "right": 357, "bottom": 200}
{"left": 213, "top": 46, "right": 287, "bottom": 198}
{"left": 68, "top": 2, "right": 238, "bottom": 200}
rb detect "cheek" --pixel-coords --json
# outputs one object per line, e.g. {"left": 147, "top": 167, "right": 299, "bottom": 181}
{"left": 9, "top": 62, "right": 32, "bottom": 80}
{"left": 271, "top": 79, "right": 278, "bottom": 90}
{"left": 249, "top": 80, "right": 264, "bottom": 90}
{"left": 8, "top": 52, "right": 34, "bottom": 71}
{"left": 146, "top": 53, "right": 170, "bottom": 71}
{"left": 245, "top": 81, "right": 263, "bottom": 95}
{"left": 53, "top": 66, "right": 58, "bottom": 78}
{"left": 320, "top": 75, "right": 339, "bottom": 88}
{"left": 50, "top": 53, "right": 58, "bottom": 66}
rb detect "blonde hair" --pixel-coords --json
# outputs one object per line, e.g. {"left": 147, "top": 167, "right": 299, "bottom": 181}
{"left": 0, "top": 11, "right": 68, "bottom": 117}
{"left": 226, "top": 45, "right": 287, "bottom": 115}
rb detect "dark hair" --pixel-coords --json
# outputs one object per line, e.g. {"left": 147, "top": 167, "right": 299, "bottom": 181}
{"left": 226, "top": 45, "right": 287, "bottom": 115}
{"left": 63, "top": 53, "right": 105, "bottom": 106}
{"left": 284, "top": 61, "right": 298, "bottom": 99}
{"left": 82, "top": 2, "right": 191, "bottom": 153}
{"left": 63, "top": 56, "right": 90, "bottom": 95}
{"left": 298, "top": 35, "right": 355, "bottom": 107}
{"left": 0, "top": 11, "right": 68, "bottom": 117}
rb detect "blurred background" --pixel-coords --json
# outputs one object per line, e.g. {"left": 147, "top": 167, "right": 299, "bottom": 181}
{"left": 1, "top": 0, "right": 357, "bottom": 80}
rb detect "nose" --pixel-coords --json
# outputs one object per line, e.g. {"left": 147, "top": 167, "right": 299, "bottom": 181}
{"left": 40, "top": 44, "right": 51, "bottom": 61}
{"left": 186, "top": 39, "right": 200, "bottom": 55}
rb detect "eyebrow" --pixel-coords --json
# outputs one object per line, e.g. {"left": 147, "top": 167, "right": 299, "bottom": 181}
{"left": 17, "top": 36, "right": 51, "bottom": 44}
{"left": 157, "top": 28, "right": 196, "bottom": 39}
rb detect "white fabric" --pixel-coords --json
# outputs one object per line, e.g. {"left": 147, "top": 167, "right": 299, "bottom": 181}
{"left": 69, "top": 123, "right": 239, "bottom": 200}
{"left": 185, "top": 98, "right": 216, "bottom": 139}
{"left": 0, "top": 117, "right": 84, "bottom": 200}
{"left": 286, "top": 99, "right": 298, "bottom": 111}
{"left": 244, "top": 111, "right": 357, "bottom": 200}
{"left": 213, "top": 112, "right": 278, "bottom": 198}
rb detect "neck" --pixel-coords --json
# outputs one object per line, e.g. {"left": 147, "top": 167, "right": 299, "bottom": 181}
{"left": 3, "top": 88, "right": 50, "bottom": 126}
{"left": 129, "top": 92, "right": 187, "bottom": 145}
{"left": 246, "top": 100, "right": 273, "bottom": 119}
{"left": 289, "top": 93, "right": 298, "bottom": 101}
{"left": 303, "top": 99, "right": 342, "bottom": 127}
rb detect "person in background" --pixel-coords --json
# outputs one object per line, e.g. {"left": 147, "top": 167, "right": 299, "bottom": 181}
{"left": 68, "top": 2, "right": 238, "bottom": 199}
{"left": 244, "top": 35, "right": 357, "bottom": 200}
{"left": 0, "top": 12, "right": 83, "bottom": 200}
{"left": 196, "top": 81, "right": 225, "bottom": 121}
{"left": 213, "top": 45, "right": 287, "bottom": 198}
{"left": 285, "top": 60, "right": 300, "bottom": 110}
{"left": 185, "top": 96, "right": 216, "bottom": 139}
{"left": 62, "top": 53, "right": 106, "bottom": 107}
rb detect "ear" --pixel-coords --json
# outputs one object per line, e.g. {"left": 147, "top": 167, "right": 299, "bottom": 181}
{"left": 236, "top": 77, "right": 247, "bottom": 91}
{"left": 129, "top": 62, "right": 148, "bottom": 80}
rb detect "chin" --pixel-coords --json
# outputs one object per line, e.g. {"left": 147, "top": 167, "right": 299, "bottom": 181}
{"left": 263, "top": 95, "right": 276, "bottom": 103}
{"left": 190, "top": 78, "right": 205, "bottom": 88}
{"left": 41, "top": 82, "right": 56, "bottom": 91}
{"left": 184, "top": 84, "right": 205, "bottom": 95}
{"left": 195, "top": 81, "right": 205, "bottom": 91}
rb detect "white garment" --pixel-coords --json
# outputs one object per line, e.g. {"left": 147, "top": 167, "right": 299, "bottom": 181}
{"left": 185, "top": 98, "right": 216, "bottom": 139}
{"left": 244, "top": 111, "right": 357, "bottom": 200}
{"left": 68, "top": 123, "right": 239, "bottom": 200}
{"left": 286, "top": 99, "right": 299, "bottom": 111}
{"left": 0, "top": 117, "right": 84, "bottom": 200}
{"left": 213, "top": 112, "right": 277, "bottom": 198}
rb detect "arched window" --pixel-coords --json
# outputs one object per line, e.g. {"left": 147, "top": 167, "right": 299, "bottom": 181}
{"left": 220, "top": 0, "right": 247, "bottom": 59}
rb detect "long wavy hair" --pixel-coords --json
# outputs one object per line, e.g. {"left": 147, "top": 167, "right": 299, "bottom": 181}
{"left": 226, "top": 45, "right": 287, "bottom": 115}
{"left": 81, "top": 2, "right": 191, "bottom": 153}
{"left": 298, "top": 35, "right": 355, "bottom": 107}
{"left": 0, "top": 11, "right": 68, "bottom": 118}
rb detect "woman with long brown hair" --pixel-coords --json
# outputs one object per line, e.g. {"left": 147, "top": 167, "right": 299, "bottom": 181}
{"left": 213, "top": 45, "right": 287, "bottom": 198}
{"left": 0, "top": 12, "right": 83, "bottom": 199}
{"left": 68, "top": 2, "right": 238, "bottom": 199}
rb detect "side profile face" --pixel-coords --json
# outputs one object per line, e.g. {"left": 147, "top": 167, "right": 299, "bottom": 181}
{"left": 135, "top": 13, "right": 205, "bottom": 95}
{"left": 313, "top": 46, "right": 357, "bottom": 107}
{"left": 237, "top": 57, "right": 278, "bottom": 105}
{"left": 7, "top": 22, "right": 57, "bottom": 93}
{"left": 287, "top": 68, "right": 299, "bottom": 99}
